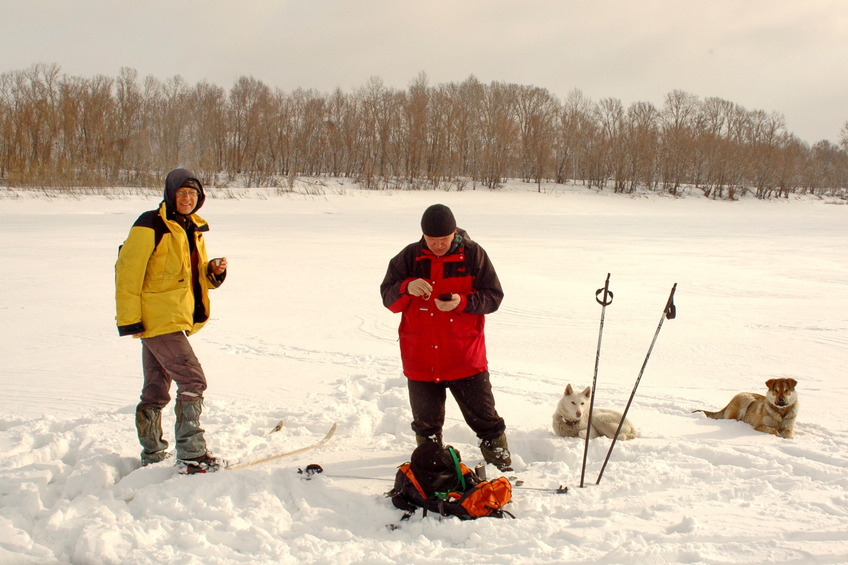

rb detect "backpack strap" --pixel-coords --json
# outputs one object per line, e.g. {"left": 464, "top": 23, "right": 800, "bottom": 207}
{"left": 446, "top": 446, "right": 466, "bottom": 491}
{"left": 150, "top": 212, "right": 168, "bottom": 250}
{"left": 120, "top": 209, "right": 169, "bottom": 255}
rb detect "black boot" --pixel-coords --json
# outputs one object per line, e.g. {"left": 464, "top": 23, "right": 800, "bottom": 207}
{"left": 177, "top": 452, "right": 225, "bottom": 474}
{"left": 480, "top": 433, "right": 513, "bottom": 472}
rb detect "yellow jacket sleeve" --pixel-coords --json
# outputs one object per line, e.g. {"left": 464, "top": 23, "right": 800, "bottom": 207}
{"left": 115, "top": 225, "right": 155, "bottom": 336}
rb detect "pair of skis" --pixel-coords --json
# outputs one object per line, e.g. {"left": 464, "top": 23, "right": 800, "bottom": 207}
{"left": 180, "top": 422, "right": 338, "bottom": 473}
{"left": 579, "top": 274, "right": 677, "bottom": 488}
{"left": 228, "top": 422, "right": 337, "bottom": 471}
{"left": 123, "top": 423, "right": 337, "bottom": 502}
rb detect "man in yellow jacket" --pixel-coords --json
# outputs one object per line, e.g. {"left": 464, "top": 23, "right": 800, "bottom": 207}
{"left": 116, "top": 168, "right": 227, "bottom": 473}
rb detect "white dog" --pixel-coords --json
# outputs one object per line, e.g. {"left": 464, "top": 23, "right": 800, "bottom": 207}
{"left": 552, "top": 384, "right": 638, "bottom": 440}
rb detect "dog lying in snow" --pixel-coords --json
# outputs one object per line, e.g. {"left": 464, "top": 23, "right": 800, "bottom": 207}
{"left": 552, "top": 384, "right": 638, "bottom": 440}
{"left": 693, "top": 378, "right": 798, "bottom": 439}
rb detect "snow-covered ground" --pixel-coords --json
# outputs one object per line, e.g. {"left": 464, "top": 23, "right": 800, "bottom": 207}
{"left": 1, "top": 181, "right": 847, "bottom": 564}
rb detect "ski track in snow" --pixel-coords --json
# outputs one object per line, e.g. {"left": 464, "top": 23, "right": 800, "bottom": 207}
{"left": 2, "top": 186, "right": 848, "bottom": 564}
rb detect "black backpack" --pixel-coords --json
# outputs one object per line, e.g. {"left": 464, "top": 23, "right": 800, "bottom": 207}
{"left": 388, "top": 443, "right": 513, "bottom": 520}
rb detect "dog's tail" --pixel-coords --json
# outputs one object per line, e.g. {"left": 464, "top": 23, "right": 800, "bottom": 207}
{"left": 692, "top": 408, "right": 725, "bottom": 420}
{"left": 692, "top": 409, "right": 725, "bottom": 420}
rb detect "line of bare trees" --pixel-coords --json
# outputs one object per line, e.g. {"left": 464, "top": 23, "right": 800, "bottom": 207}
{"left": 2, "top": 63, "right": 847, "bottom": 198}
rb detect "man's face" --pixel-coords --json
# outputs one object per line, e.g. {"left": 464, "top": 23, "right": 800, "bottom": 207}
{"left": 175, "top": 187, "right": 199, "bottom": 215}
{"left": 423, "top": 232, "right": 455, "bottom": 257}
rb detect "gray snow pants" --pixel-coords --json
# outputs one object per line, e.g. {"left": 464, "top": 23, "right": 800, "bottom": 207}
{"left": 138, "top": 331, "right": 207, "bottom": 409}
{"left": 136, "top": 332, "right": 209, "bottom": 462}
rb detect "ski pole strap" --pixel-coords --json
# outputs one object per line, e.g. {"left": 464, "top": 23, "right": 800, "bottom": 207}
{"left": 595, "top": 273, "right": 613, "bottom": 306}
{"left": 664, "top": 283, "right": 678, "bottom": 320}
{"left": 595, "top": 288, "right": 614, "bottom": 306}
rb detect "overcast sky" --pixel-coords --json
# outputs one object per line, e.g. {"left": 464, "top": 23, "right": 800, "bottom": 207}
{"left": 2, "top": 0, "right": 846, "bottom": 144}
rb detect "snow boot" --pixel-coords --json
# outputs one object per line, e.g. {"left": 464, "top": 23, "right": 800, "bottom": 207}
{"left": 480, "top": 433, "right": 513, "bottom": 472}
{"left": 174, "top": 398, "right": 208, "bottom": 461}
{"left": 174, "top": 399, "right": 225, "bottom": 473}
{"left": 135, "top": 406, "right": 169, "bottom": 466}
{"left": 177, "top": 452, "right": 225, "bottom": 475}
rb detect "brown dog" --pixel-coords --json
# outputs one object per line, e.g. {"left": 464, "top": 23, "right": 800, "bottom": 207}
{"left": 693, "top": 378, "right": 798, "bottom": 438}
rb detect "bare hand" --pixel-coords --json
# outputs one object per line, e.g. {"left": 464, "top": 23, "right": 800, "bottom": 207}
{"left": 435, "top": 293, "right": 460, "bottom": 311}
{"left": 210, "top": 257, "right": 228, "bottom": 275}
{"left": 407, "top": 278, "right": 432, "bottom": 300}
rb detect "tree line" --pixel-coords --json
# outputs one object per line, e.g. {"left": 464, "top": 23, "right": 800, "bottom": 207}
{"left": 2, "top": 63, "right": 847, "bottom": 198}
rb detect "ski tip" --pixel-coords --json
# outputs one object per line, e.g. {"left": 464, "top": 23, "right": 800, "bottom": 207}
{"left": 269, "top": 419, "right": 285, "bottom": 434}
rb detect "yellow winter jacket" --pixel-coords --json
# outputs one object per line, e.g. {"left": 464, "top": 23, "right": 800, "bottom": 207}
{"left": 115, "top": 202, "right": 224, "bottom": 338}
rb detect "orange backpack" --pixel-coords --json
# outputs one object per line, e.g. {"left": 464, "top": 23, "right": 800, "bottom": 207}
{"left": 456, "top": 474, "right": 513, "bottom": 518}
{"left": 389, "top": 446, "right": 514, "bottom": 520}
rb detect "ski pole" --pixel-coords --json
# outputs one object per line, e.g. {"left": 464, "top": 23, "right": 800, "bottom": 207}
{"left": 596, "top": 283, "right": 677, "bottom": 485}
{"left": 580, "top": 273, "right": 613, "bottom": 488}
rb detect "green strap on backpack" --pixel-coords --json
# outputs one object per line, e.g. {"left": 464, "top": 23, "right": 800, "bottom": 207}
{"left": 434, "top": 446, "right": 466, "bottom": 500}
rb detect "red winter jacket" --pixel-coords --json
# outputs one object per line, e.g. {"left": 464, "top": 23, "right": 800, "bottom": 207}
{"left": 380, "top": 229, "right": 504, "bottom": 382}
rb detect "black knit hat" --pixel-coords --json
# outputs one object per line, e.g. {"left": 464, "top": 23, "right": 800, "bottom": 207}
{"left": 421, "top": 204, "right": 456, "bottom": 237}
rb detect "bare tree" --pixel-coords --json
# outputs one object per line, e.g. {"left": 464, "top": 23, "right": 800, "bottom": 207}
{"left": 187, "top": 81, "right": 227, "bottom": 183}
{"left": 595, "top": 97, "right": 627, "bottom": 192}
{"left": 747, "top": 110, "right": 786, "bottom": 198}
{"left": 2, "top": 65, "right": 846, "bottom": 197}
{"left": 401, "top": 72, "right": 429, "bottom": 186}
{"left": 555, "top": 89, "right": 595, "bottom": 186}
{"left": 66, "top": 74, "right": 116, "bottom": 185}
{"left": 659, "top": 90, "right": 698, "bottom": 196}
{"left": 773, "top": 133, "right": 806, "bottom": 198}
{"left": 114, "top": 67, "right": 149, "bottom": 185}
{"left": 478, "top": 81, "right": 517, "bottom": 189}
{"left": 809, "top": 140, "right": 847, "bottom": 195}
{"left": 513, "top": 85, "right": 558, "bottom": 191}
{"left": 226, "top": 76, "right": 272, "bottom": 183}
{"left": 324, "top": 87, "right": 358, "bottom": 178}
{"left": 455, "top": 76, "right": 486, "bottom": 187}
{"left": 624, "top": 101, "right": 660, "bottom": 191}
{"left": 157, "top": 76, "right": 191, "bottom": 168}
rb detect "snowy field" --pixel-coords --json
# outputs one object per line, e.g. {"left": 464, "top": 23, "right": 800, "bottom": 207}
{"left": 1, "top": 180, "right": 847, "bottom": 564}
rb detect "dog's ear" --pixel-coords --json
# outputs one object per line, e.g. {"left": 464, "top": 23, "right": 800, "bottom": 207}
{"left": 786, "top": 378, "right": 797, "bottom": 389}
{"left": 765, "top": 378, "right": 776, "bottom": 389}
{"left": 582, "top": 386, "right": 591, "bottom": 398}
{"left": 565, "top": 384, "right": 574, "bottom": 395}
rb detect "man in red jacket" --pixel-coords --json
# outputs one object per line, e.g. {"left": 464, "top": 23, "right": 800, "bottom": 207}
{"left": 381, "top": 204, "right": 512, "bottom": 471}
